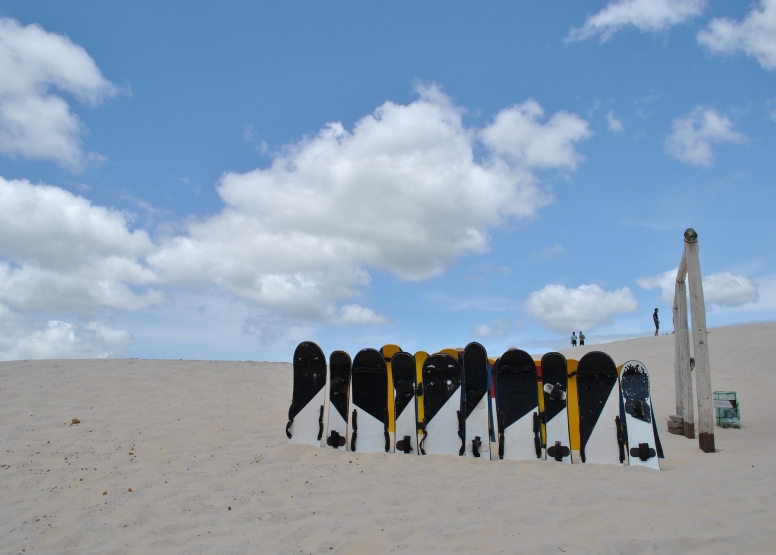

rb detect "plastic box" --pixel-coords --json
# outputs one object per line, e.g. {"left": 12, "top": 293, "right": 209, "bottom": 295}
{"left": 713, "top": 391, "right": 740, "bottom": 429}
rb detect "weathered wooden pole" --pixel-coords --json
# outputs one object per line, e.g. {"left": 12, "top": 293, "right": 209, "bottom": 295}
{"left": 673, "top": 257, "right": 694, "bottom": 438}
{"left": 684, "top": 228, "right": 714, "bottom": 452}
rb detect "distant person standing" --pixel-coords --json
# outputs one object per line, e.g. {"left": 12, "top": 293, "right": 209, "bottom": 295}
{"left": 579, "top": 331, "right": 585, "bottom": 346}
{"left": 570, "top": 332, "right": 577, "bottom": 347}
{"left": 653, "top": 308, "right": 660, "bottom": 336}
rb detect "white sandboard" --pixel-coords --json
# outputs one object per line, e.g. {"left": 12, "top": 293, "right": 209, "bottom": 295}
{"left": 422, "top": 387, "right": 462, "bottom": 456}
{"left": 581, "top": 386, "right": 621, "bottom": 465}
{"left": 620, "top": 360, "right": 661, "bottom": 470}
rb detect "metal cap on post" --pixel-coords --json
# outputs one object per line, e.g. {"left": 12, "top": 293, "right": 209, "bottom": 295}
{"left": 684, "top": 228, "right": 697, "bottom": 243}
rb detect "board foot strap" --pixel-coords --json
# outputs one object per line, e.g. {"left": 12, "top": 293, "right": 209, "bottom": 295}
{"left": 350, "top": 410, "right": 358, "bottom": 451}
{"left": 327, "top": 430, "right": 346, "bottom": 448}
{"left": 547, "top": 441, "right": 570, "bottom": 461}
{"left": 615, "top": 416, "right": 626, "bottom": 463}
{"left": 533, "top": 412, "right": 541, "bottom": 458}
{"left": 472, "top": 436, "right": 482, "bottom": 458}
{"left": 497, "top": 411, "right": 505, "bottom": 460}
{"left": 384, "top": 407, "right": 390, "bottom": 453}
{"left": 396, "top": 436, "right": 413, "bottom": 453}
{"left": 457, "top": 410, "right": 465, "bottom": 456}
{"left": 418, "top": 420, "right": 427, "bottom": 455}
{"left": 285, "top": 402, "right": 295, "bottom": 439}
{"left": 317, "top": 405, "right": 324, "bottom": 441}
{"left": 630, "top": 443, "right": 656, "bottom": 461}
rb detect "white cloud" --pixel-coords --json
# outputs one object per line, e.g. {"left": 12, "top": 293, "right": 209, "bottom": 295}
{"left": 473, "top": 323, "right": 493, "bottom": 338}
{"left": 0, "top": 304, "right": 131, "bottom": 360}
{"left": 149, "top": 85, "right": 591, "bottom": 320}
{"left": 637, "top": 268, "right": 759, "bottom": 307}
{"left": 606, "top": 110, "right": 624, "bottom": 132}
{"left": 0, "top": 86, "right": 591, "bottom": 332}
{"left": 331, "top": 304, "right": 389, "bottom": 326}
{"left": 524, "top": 283, "right": 638, "bottom": 333}
{"left": 567, "top": 0, "right": 706, "bottom": 43}
{"left": 480, "top": 99, "right": 592, "bottom": 170}
{"left": 0, "top": 18, "right": 117, "bottom": 170}
{"left": 0, "top": 176, "right": 163, "bottom": 313}
{"left": 665, "top": 107, "right": 745, "bottom": 166}
{"left": 636, "top": 268, "right": 676, "bottom": 302}
{"left": 698, "top": 0, "right": 776, "bottom": 71}
{"left": 705, "top": 273, "right": 759, "bottom": 306}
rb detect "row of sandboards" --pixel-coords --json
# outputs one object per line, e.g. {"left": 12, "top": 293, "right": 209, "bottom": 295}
{"left": 286, "top": 341, "right": 662, "bottom": 469}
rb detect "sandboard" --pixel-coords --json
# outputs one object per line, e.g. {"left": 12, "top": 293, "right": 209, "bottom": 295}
{"left": 488, "top": 357, "right": 500, "bottom": 459}
{"left": 577, "top": 351, "right": 622, "bottom": 465}
{"left": 392, "top": 351, "right": 417, "bottom": 454}
{"left": 540, "top": 352, "right": 572, "bottom": 463}
{"left": 419, "top": 353, "right": 462, "bottom": 456}
{"left": 462, "top": 342, "right": 490, "bottom": 459}
{"left": 287, "top": 341, "right": 327, "bottom": 446}
{"left": 567, "top": 359, "right": 581, "bottom": 461}
{"left": 325, "top": 350, "right": 351, "bottom": 449}
{"left": 380, "top": 344, "right": 402, "bottom": 454}
{"left": 348, "top": 348, "right": 390, "bottom": 453}
{"left": 620, "top": 360, "right": 661, "bottom": 470}
{"left": 494, "top": 349, "right": 541, "bottom": 461}
{"left": 414, "top": 351, "right": 429, "bottom": 454}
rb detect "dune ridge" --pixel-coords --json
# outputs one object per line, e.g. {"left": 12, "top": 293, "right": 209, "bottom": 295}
{"left": 1, "top": 322, "right": 775, "bottom": 554}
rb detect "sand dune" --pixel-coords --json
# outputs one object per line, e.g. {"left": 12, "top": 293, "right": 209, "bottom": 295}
{"left": 1, "top": 322, "right": 775, "bottom": 554}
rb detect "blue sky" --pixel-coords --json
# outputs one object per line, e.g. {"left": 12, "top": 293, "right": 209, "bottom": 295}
{"left": 0, "top": 0, "right": 775, "bottom": 361}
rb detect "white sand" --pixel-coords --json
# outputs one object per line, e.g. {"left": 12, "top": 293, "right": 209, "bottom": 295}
{"left": 1, "top": 322, "right": 775, "bottom": 554}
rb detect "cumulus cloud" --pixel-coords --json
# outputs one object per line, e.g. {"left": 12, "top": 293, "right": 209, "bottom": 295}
{"left": 0, "top": 86, "right": 591, "bottom": 335}
{"left": 480, "top": 99, "right": 592, "bottom": 169}
{"left": 698, "top": 0, "right": 776, "bottom": 70}
{"left": 637, "top": 268, "right": 759, "bottom": 307}
{"left": 567, "top": 0, "right": 706, "bottom": 43}
{"left": 331, "top": 305, "right": 389, "bottom": 326}
{"left": 524, "top": 283, "right": 638, "bottom": 333}
{"left": 606, "top": 110, "right": 624, "bottom": 132}
{"left": 0, "top": 304, "right": 132, "bottom": 360}
{"left": 0, "top": 18, "right": 117, "bottom": 170}
{"left": 0, "top": 177, "right": 163, "bottom": 313}
{"left": 149, "top": 85, "right": 591, "bottom": 320}
{"left": 665, "top": 107, "right": 745, "bottom": 166}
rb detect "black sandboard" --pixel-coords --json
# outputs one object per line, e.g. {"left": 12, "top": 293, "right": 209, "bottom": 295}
{"left": 420, "top": 353, "right": 462, "bottom": 455}
{"left": 326, "top": 350, "right": 351, "bottom": 449}
{"left": 463, "top": 342, "right": 490, "bottom": 458}
{"left": 392, "top": 351, "right": 417, "bottom": 454}
{"left": 494, "top": 349, "right": 541, "bottom": 460}
{"left": 541, "top": 352, "right": 572, "bottom": 463}
{"left": 349, "top": 348, "right": 389, "bottom": 453}
{"left": 577, "top": 351, "right": 621, "bottom": 465}
{"left": 287, "top": 341, "right": 327, "bottom": 446}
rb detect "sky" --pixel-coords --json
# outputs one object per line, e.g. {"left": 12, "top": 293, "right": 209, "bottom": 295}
{"left": 0, "top": 0, "right": 775, "bottom": 362}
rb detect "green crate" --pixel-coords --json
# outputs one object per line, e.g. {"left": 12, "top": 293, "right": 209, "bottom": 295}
{"left": 713, "top": 391, "right": 740, "bottom": 428}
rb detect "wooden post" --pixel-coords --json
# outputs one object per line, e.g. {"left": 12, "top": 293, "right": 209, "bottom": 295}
{"left": 674, "top": 275, "right": 695, "bottom": 438}
{"left": 673, "top": 282, "right": 683, "bottom": 414}
{"left": 684, "top": 228, "right": 714, "bottom": 453}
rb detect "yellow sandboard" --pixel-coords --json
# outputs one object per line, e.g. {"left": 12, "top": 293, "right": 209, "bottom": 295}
{"left": 380, "top": 344, "right": 402, "bottom": 435}
{"left": 567, "top": 358, "right": 580, "bottom": 461}
{"left": 414, "top": 351, "right": 429, "bottom": 441}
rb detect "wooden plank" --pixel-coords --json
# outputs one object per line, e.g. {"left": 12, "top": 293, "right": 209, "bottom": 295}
{"left": 675, "top": 279, "right": 695, "bottom": 438}
{"left": 684, "top": 228, "right": 714, "bottom": 453}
